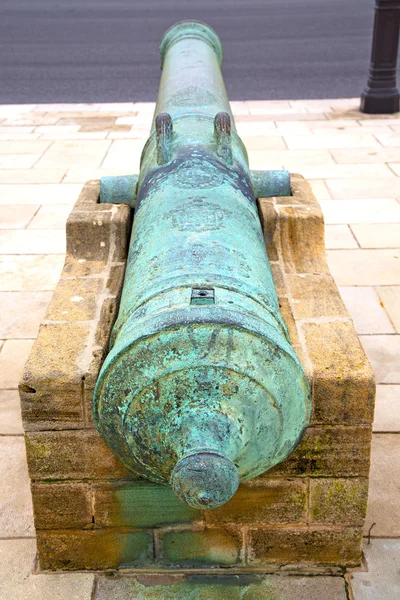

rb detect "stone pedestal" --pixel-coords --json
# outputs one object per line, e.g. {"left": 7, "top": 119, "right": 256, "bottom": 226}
{"left": 19, "top": 175, "right": 375, "bottom": 571}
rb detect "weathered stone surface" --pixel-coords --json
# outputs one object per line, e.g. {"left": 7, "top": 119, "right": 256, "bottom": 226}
{"left": 278, "top": 297, "right": 299, "bottom": 345}
{"left": 270, "top": 261, "right": 286, "bottom": 297}
{"left": 0, "top": 539, "right": 94, "bottom": 600}
{"left": 278, "top": 205, "right": 328, "bottom": 274}
{"left": 287, "top": 274, "right": 348, "bottom": 320}
{"left": 266, "top": 426, "right": 372, "bottom": 478}
{"left": 257, "top": 199, "right": 278, "bottom": 261}
{"left": 45, "top": 277, "right": 104, "bottom": 321}
{"left": 21, "top": 322, "right": 91, "bottom": 388}
{"left": 204, "top": 479, "right": 307, "bottom": 526}
{"left": 94, "top": 573, "right": 348, "bottom": 600}
{"left": 159, "top": 528, "right": 242, "bottom": 566}
{"left": 25, "top": 429, "right": 131, "bottom": 480}
{"left": 302, "top": 321, "right": 375, "bottom": 424}
{"left": 31, "top": 482, "right": 92, "bottom": 529}
{"left": 19, "top": 322, "right": 90, "bottom": 427}
{"left": 37, "top": 529, "right": 153, "bottom": 570}
{"left": 66, "top": 210, "right": 113, "bottom": 261}
{"left": 93, "top": 482, "right": 200, "bottom": 528}
{"left": 310, "top": 478, "right": 368, "bottom": 526}
{"left": 248, "top": 527, "right": 362, "bottom": 567}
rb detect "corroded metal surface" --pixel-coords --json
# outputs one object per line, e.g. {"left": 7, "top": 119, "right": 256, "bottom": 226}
{"left": 94, "top": 21, "right": 311, "bottom": 509}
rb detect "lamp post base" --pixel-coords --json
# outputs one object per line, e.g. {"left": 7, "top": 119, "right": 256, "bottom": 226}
{"left": 361, "top": 88, "right": 400, "bottom": 114}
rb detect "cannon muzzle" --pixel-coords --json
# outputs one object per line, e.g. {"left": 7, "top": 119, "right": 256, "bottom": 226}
{"left": 94, "top": 21, "right": 311, "bottom": 509}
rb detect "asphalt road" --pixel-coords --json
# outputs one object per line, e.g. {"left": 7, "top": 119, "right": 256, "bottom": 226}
{"left": 0, "top": 0, "right": 377, "bottom": 103}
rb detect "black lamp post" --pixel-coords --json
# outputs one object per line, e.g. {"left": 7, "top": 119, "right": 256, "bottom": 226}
{"left": 361, "top": 0, "right": 400, "bottom": 114}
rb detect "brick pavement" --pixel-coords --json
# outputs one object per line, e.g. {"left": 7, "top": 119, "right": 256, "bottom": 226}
{"left": 0, "top": 98, "right": 399, "bottom": 599}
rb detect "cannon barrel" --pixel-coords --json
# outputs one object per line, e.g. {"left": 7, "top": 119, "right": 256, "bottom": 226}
{"left": 94, "top": 21, "right": 311, "bottom": 509}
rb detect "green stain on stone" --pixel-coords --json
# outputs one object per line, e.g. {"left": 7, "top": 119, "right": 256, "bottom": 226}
{"left": 96, "top": 574, "right": 284, "bottom": 600}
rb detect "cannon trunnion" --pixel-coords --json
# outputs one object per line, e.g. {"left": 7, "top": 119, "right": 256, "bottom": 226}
{"left": 93, "top": 21, "right": 311, "bottom": 509}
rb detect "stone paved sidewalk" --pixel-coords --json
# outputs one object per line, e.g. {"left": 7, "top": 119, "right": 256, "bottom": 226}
{"left": 0, "top": 98, "right": 399, "bottom": 599}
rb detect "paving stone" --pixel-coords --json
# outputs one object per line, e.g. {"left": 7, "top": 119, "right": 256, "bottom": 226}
{"left": 0, "top": 140, "right": 51, "bottom": 154}
{"left": 0, "top": 169, "right": 65, "bottom": 183}
{"left": 33, "top": 103, "right": 102, "bottom": 112}
{"left": 284, "top": 133, "right": 380, "bottom": 150}
{"left": 376, "top": 286, "right": 400, "bottom": 332}
{"left": 320, "top": 199, "right": 400, "bottom": 224}
{"left": 0, "top": 291, "right": 52, "bottom": 338}
{"left": 35, "top": 140, "right": 111, "bottom": 168}
{"left": 351, "top": 224, "right": 400, "bottom": 248}
{"left": 0, "top": 183, "right": 82, "bottom": 205}
{"left": 327, "top": 177, "right": 400, "bottom": 199}
{"left": 0, "top": 153, "right": 42, "bottom": 168}
{"left": 388, "top": 162, "right": 400, "bottom": 175}
{"left": 331, "top": 147, "right": 400, "bottom": 163}
{"left": 0, "top": 204, "right": 39, "bottom": 229}
{"left": 237, "top": 124, "right": 288, "bottom": 142}
{"left": 360, "top": 335, "right": 400, "bottom": 383}
{"left": 28, "top": 205, "right": 72, "bottom": 229}
{"left": 0, "top": 437, "right": 34, "bottom": 536}
{"left": 309, "top": 180, "right": 331, "bottom": 200}
{"left": 373, "top": 385, "right": 400, "bottom": 432}
{"left": 0, "top": 539, "right": 94, "bottom": 600}
{"left": 0, "top": 255, "right": 64, "bottom": 291}
{"left": 374, "top": 132, "right": 400, "bottom": 147}
{"left": 350, "top": 539, "right": 400, "bottom": 600}
{"left": 364, "top": 434, "right": 400, "bottom": 537}
{"left": 101, "top": 152, "right": 142, "bottom": 170}
{"left": 40, "top": 131, "right": 109, "bottom": 140}
{"left": 327, "top": 250, "right": 400, "bottom": 286}
{"left": 0, "top": 229, "right": 66, "bottom": 254}
{"left": 95, "top": 574, "right": 348, "bottom": 599}
{"left": 63, "top": 167, "right": 132, "bottom": 183}
{"left": 325, "top": 225, "right": 358, "bottom": 249}
{"left": 339, "top": 287, "right": 395, "bottom": 334}
{"left": 0, "top": 339, "right": 34, "bottom": 388}
{"left": 0, "top": 389, "right": 23, "bottom": 434}
{"left": 300, "top": 163, "right": 393, "bottom": 179}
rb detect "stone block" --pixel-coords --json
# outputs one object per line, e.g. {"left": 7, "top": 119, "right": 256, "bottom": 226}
{"left": 159, "top": 528, "right": 242, "bottom": 567}
{"left": 19, "top": 322, "right": 91, "bottom": 428}
{"left": 310, "top": 479, "right": 368, "bottom": 526}
{"left": 248, "top": 527, "right": 362, "bottom": 567}
{"left": 257, "top": 199, "right": 278, "bottom": 261}
{"left": 278, "top": 205, "right": 328, "bottom": 274}
{"left": 31, "top": 482, "right": 92, "bottom": 530}
{"left": 287, "top": 274, "right": 348, "bottom": 320}
{"left": 278, "top": 297, "right": 299, "bottom": 345}
{"left": 37, "top": 529, "right": 153, "bottom": 571}
{"left": 204, "top": 479, "right": 307, "bottom": 526}
{"left": 25, "top": 429, "right": 131, "bottom": 480}
{"left": 66, "top": 210, "right": 113, "bottom": 261}
{"left": 266, "top": 426, "right": 372, "bottom": 478}
{"left": 44, "top": 277, "right": 104, "bottom": 321}
{"left": 302, "top": 321, "right": 375, "bottom": 424}
{"left": 93, "top": 482, "right": 200, "bottom": 528}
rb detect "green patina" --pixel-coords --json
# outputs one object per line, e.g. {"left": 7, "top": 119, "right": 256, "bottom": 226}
{"left": 94, "top": 21, "right": 311, "bottom": 511}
